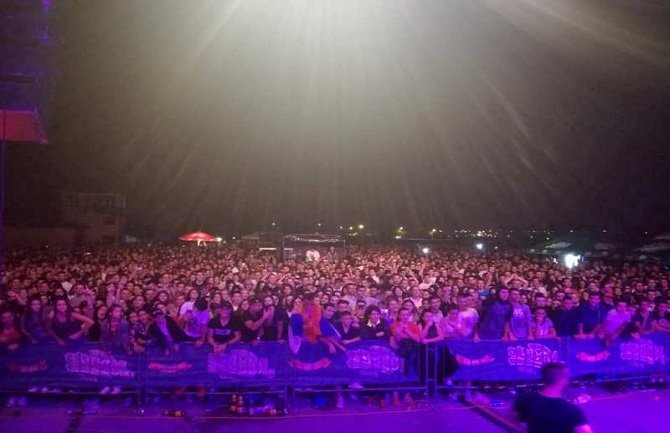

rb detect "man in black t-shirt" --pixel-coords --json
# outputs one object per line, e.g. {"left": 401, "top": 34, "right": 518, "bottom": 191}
{"left": 207, "top": 302, "right": 241, "bottom": 354}
{"left": 240, "top": 298, "right": 274, "bottom": 342}
{"left": 553, "top": 298, "right": 580, "bottom": 337}
{"left": 515, "top": 363, "right": 593, "bottom": 433}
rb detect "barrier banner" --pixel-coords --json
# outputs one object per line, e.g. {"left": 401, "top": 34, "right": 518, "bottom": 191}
{"left": 287, "top": 340, "right": 417, "bottom": 386}
{"left": 445, "top": 338, "right": 563, "bottom": 381}
{"left": 1, "top": 335, "right": 668, "bottom": 390}
{"left": 141, "top": 342, "right": 287, "bottom": 387}
{"left": 568, "top": 333, "right": 670, "bottom": 377}
{"left": 0, "top": 343, "right": 140, "bottom": 389}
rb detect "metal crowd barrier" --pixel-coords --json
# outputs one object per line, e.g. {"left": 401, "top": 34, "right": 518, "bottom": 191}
{"left": 0, "top": 340, "right": 427, "bottom": 399}
{"left": 1, "top": 334, "right": 668, "bottom": 400}
{"left": 433, "top": 332, "right": 670, "bottom": 391}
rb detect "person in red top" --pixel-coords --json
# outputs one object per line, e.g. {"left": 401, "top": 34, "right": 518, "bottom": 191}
{"left": 0, "top": 309, "right": 23, "bottom": 351}
{"left": 390, "top": 308, "right": 421, "bottom": 346}
{"left": 390, "top": 308, "right": 421, "bottom": 406}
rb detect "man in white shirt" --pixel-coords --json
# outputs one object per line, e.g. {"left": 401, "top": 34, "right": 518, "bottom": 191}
{"left": 602, "top": 301, "right": 631, "bottom": 344}
{"left": 456, "top": 293, "right": 479, "bottom": 338}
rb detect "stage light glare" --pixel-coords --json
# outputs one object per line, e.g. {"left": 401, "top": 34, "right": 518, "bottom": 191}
{"left": 475, "top": 242, "right": 484, "bottom": 250}
{"left": 563, "top": 253, "right": 581, "bottom": 269}
{"left": 421, "top": 247, "right": 430, "bottom": 255}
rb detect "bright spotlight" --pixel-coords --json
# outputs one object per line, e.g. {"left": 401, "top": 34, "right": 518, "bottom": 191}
{"left": 563, "top": 253, "right": 581, "bottom": 269}
{"left": 475, "top": 242, "right": 484, "bottom": 250}
{"left": 215, "top": 237, "right": 223, "bottom": 242}
{"left": 421, "top": 247, "right": 430, "bottom": 255}
{"left": 358, "top": 224, "right": 365, "bottom": 230}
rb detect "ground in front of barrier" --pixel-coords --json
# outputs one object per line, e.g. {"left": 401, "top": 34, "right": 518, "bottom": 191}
{"left": 2, "top": 388, "right": 668, "bottom": 433}
{"left": 0, "top": 394, "right": 506, "bottom": 433}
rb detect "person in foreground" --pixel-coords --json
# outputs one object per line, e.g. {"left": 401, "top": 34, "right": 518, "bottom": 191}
{"left": 514, "top": 362, "right": 593, "bottom": 433}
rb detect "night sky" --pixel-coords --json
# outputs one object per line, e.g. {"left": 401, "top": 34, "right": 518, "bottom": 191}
{"left": 6, "top": 0, "right": 670, "bottom": 238}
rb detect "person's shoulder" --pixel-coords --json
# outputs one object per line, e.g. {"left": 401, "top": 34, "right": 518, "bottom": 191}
{"left": 513, "top": 391, "right": 534, "bottom": 413}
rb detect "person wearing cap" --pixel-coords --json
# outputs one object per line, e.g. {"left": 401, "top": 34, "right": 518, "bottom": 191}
{"left": 148, "top": 308, "right": 185, "bottom": 356}
{"left": 207, "top": 302, "right": 241, "bottom": 355}
{"left": 241, "top": 298, "right": 274, "bottom": 342}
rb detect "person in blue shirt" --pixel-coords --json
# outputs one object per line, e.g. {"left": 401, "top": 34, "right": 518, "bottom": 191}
{"left": 475, "top": 288, "right": 511, "bottom": 341}
{"left": 577, "top": 291, "right": 607, "bottom": 338}
{"left": 553, "top": 298, "right": 580, "bottom": 337}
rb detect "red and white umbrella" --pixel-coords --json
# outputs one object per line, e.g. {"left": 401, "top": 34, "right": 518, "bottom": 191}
{"left": 179, "top": 231, "right": 218, "bottom": 242}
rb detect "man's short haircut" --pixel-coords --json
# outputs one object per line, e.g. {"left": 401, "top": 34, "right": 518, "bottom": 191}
{"left": 541, "top": 362, "right": 568, "bottom": 386}
{"left": 337, "top": 299, "right": 350, "bottom": 306}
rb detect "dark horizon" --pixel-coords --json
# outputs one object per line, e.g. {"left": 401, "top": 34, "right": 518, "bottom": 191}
{"left": 5, "top": 0, "right": 670, "bottom": 238}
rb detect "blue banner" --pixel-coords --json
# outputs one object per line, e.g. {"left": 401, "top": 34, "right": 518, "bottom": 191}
{"left": 442, "top": 333, "right": 670, "bottom": 382}
{"left": 286, "top": 340, "right": 417, "bottom": 386}
{"left": 445, "top": 338, "right": 563, "bottom": 381}
{"left": 142, "top": 342, "right": 287, "bottom": 388}
{"left": 568, "top": 333, "right": 669, "bottom": 377}
{"left": 1, "top": 335, "right": 668, "bottom": 389}
{"left": 0, "top": 343, "right": 140, "bottom": 389}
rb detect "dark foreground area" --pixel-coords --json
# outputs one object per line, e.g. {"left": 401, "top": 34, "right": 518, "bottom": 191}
{"left": 1, "top": 388, "right": 668, "bottom": 433}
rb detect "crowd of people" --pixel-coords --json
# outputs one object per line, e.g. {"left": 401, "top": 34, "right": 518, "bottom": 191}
{"left": 1, "top": 244, "right": 669, "bottom": 403}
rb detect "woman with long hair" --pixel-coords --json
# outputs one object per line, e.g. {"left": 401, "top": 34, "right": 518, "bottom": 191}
{"left": 22, "top": 296, "right": 52, "bottom": 343}
{"left": 0, "top": 308, "right": 24, "bottom": 351}
{"left": 99, "top": 304, "right": 131, "bottom": 395}
{"left": 47, "top": 297, "right": 94, "bottom": 346}
{"left": 390, "top": 308, "right": 421, "bottom": 407}
{"left": 87, "top": 305, "right": 108, "bottom": 342}
{"left": 419, "top": 310, "right": 444, "bottom": 344}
